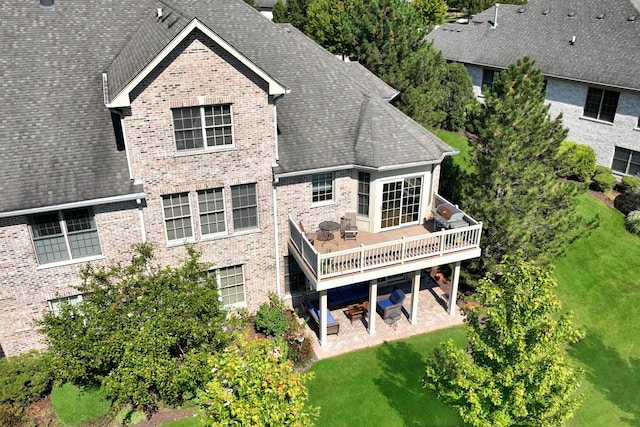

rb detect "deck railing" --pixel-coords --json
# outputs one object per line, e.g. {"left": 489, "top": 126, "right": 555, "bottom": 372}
{"left": 289, "top": 195, "right": 482, "bottom": 280}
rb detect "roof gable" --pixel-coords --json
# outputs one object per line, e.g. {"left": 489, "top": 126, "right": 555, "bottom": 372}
{"left": 105, "top": 8, "right": 288, "bottom": 107}
{"left": 427, "top": 0, "right": 640, "bottom": 91}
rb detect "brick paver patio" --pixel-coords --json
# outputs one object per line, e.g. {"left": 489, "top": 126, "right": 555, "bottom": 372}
{"left": 296, "top": 273, "right": 465, "bottom": 360}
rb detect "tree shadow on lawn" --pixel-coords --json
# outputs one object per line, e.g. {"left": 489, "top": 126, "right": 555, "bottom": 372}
{"left": 569, "top": 333, "right": 640, "bottom": 425}
{"left": 373, "top": 340, "right": 463, "bottom": 427}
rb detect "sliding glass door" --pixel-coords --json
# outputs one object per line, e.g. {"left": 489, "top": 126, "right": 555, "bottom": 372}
{"left": 380, "top": 177, "right": 422, "bottom": 229}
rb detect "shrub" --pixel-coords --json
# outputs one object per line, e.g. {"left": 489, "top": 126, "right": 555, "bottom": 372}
{"left": 617, "top": 175, "right": 640, "bottom": 194}
{"left": 0, "top": 351, "right": 54, "bottom": 406}
{"left": 284, "top": 315, "right": 313, "bottom": 366}
{"left": 625, "top": 211, "right": 640, "bottom": 236}
{"left": 254, "top": 293, "right": 289, "bottom": 337}
{"left": 556, "top": 141, "right": 596, "bottom": 182}
{"left": 614, "top": 192, "right": 640, "bottom": 215}
{"left": 0, "top": 403, "right": 26, "bottom": 427}
{"left": 590, "top": 167, "right": 616, "bottom": 192}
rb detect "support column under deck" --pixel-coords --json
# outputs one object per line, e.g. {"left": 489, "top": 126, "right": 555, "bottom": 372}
{"left": 368, "top": 279, "right": 378, "bottom": 335}
{"left": 448, "top": 262, "right": 461, "bottom": 315}
{"left": 410, "top": 270, "right": 421, "bottom": 325}
{"left": 319, "top": 290, "right": 328, "bottom": 346}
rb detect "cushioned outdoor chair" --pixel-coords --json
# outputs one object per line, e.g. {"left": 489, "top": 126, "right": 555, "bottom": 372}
{"left": 306, "top": 300, "right": 340, "bottom": 335}
{"left": 376, "top": 289, "right": 406, "bottom": 320}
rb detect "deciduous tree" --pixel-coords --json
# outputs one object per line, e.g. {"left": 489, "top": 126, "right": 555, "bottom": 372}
{"left": 423, "top": 256, "right": 584, "bottom": 427}
{"left": 197, "top": 333, "right": 319, "bottom": 426}
{"left": 39, "top": 243, "right": 228, "bottom": 412}
{"left": 411, "top": 0, "right": 448, "bottom": 30}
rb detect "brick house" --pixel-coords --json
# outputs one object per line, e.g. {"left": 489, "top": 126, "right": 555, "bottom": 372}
{"left": 0, "top": 0, "right": 482, "bottom": 355}
{"left": 428, "top": 0, "right": 640, "bottom": 174}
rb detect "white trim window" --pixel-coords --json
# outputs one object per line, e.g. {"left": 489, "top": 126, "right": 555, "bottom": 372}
{"left": 198, "top": 188, "right": 226, "bottom": 236}
{"left": 231, "top": 183, "right": 258, "bottom": 231}
{"left": 30, "top": 208, "right": 101, "bottom": 265}
{"left": 172, "top": 104, "right": 234, "bottom": 151}
{"left": 217, "top": 265, "right": 246, "bottom": 306}
{"left": 48, "top": 294, "right": 83, "bottom": 316}
{"left": 612, "top": 147, "right": 640, "bottom": 176}
{"left": 358, "top": 172, "right": 371, "bottom": 217}
{"left": 380, "top": 176, "right": 423, "bottom": 229}
{"left": 312, "top": 172, "right": 333, "bottom": 204}
{"left": 583, "top": 87, "right": 620, "bottom": 123}
{"left": 162, "top": 193, "right": 193, "bottom": 242}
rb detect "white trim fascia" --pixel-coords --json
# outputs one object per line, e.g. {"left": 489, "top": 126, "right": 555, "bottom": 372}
{"left": 106, "top": 19, "right": 290, "bottom": 108}
{"left": 273, "top": 160, "right": 447, "bottom": 180}
{"left": 460, "top": 60, "right": 640, "bottom": 93}
{"left": 0, "top": 193, "right": 146, "bottom": 219}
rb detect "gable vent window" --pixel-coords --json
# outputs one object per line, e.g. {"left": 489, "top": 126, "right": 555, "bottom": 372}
{"left": 583, "top": 87, "right": 620, "bottom": 123}
{"left": 172, "top": 104, "right": 234, "bottom": 151}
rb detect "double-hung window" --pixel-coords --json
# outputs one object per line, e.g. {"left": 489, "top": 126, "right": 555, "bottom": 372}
{"left": 30, "top": 208, "right": 101, "bottom": 265}
{"left": 163, "top": 193, "right": 193, "bottom": 241}
{"left": 217, "top": 265, "right": 245, "bottom": 306}
{"left": 231, "top": 184, "right": 258, "bottom": 231}
{"left": 481, "top": 69, "right": 495, "bottom": 95}
{"left": 173, "top": 104, "right": 233, "bottom": 151}
{"left": 48, "top": 294, "right": 83, "bottom": 316}
{"left": 611, "top": 147, "right": 640, "bottom": 176}
{"left": 312, "top": 172, "right": 333, "bottom": 203}
{"left": 198, "top": 188, "right": 226, "bottom": 236}
{"left": 583, "top": 87, "right": 620, "bottom": 123}
{"left": 357, "top": 172, "right": 370, "bottom": 216}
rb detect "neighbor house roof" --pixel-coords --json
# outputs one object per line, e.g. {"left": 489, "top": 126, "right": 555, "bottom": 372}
{"left": 1, "top": 0, "right": 452, "bottom": 213}
{"left": 427, "top": 0, "right": 640, "bottom": 92}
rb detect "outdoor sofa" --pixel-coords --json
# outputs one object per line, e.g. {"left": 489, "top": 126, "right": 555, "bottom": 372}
{"left": 327, "top": 282, "right": 369, "bottom": 308}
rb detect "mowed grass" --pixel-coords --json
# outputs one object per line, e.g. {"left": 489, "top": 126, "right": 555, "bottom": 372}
{"left": 308, "top": 131, "right": 640, "bottom": 426}
{"left": 556, "top": 194, "right": 640, "bottom": 426}
{"left": 307, "top": 328, "right": 467, "bottom": 427}
{"left": 51, "top": 383, "right": 111, "bottom": 426}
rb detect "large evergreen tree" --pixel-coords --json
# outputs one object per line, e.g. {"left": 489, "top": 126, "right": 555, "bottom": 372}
{"left": 462, "top": 56, "right": 589, "bottom": 277}
{"left": 423, "top": 256, "right": 584, "bottom": 427}
{"left": 305, "top": 0, "right": 452, "bottom": 129}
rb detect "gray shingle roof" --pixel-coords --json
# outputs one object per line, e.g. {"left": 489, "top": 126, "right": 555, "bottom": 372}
{"left": 427, "top": 0, "right": 640, "bottom": 92}
{"left": 1, "top": 0, "right": 452, "bottom": 213}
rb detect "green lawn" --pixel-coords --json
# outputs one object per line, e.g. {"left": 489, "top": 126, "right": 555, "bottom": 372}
{"left": 307, "top": 328, "right": 467, "bottom": 427}
{"left": 307, "top": 131, "right": 640, "bottom": 426}
{"left": 51, "top": 383, "right": 111, "bottom": 426}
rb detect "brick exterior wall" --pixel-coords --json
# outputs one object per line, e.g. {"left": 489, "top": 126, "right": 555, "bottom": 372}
{"left": 0, "top": 201, "right": 141, "bottom": 356}
{"left": 466, "top": 64, "right": 640, "bottom": 168}
{"left": 124, "top": 31, "right": 279, "bottom": 309}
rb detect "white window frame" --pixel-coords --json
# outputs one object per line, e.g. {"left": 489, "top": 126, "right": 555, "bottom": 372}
{"left": 379, "top": 174, "right": 424, "bottom": 230}
{"left": 312, "top": 172, "right": 334, "bottom": 205}
{"left": 162, "top": 192, "right": 194, "bottom": 243}
{"left": 231, "top": 183, "right": 259, "bottom": 232}
{"left": 357, "top": 171, "right": 371, "bottom": 217}
{"left": 30, "top": 208, "right": 102, "bottom": 266}
{"left": 215, "top": 265, "right": 246, "bottom": 307}
{"left": 172, "top": 104, "right": 235, "bottom": 152}
{"left": 48, "top": 294, "right": 83, "bottom": 316}
{"left": 197, "top": 188, "right": 227, "bottom": 238}
{"left": 611, "top": 146, "right": 640, "bottom": 176}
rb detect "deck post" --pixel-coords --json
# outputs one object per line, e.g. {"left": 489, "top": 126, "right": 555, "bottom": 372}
{"left": 448, "top": 262, "right": 461, "bottom": 315}
{"left": 319, "top": 290, "right": 328, "bottom": 346}
{"left": 368, "top": 279, "right": 378, "bottom": 335}
{"left": 410, "top": 269, "right": 420, "bottom": 324}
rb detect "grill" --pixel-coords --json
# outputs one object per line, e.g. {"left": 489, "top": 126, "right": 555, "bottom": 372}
{"left": 432, "top": 203, "right": 469, "bottom": 230}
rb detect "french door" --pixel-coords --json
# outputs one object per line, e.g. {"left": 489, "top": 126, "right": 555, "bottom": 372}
{"left": 380, "top": 177, "right": 422, "bottom": 229}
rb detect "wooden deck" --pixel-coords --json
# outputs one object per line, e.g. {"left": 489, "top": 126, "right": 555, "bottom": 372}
{"left": 313, "top": 222, "right": 437, "bottom": 254}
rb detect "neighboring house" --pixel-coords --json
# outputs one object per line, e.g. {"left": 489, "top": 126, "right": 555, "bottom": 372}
{"left": 0, "top": 0, "right": 482, "bottom": 356}
{"left": 427, "top": 0, "right": 640, "bottom": 175}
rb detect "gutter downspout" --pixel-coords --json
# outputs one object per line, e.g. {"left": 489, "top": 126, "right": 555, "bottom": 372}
{"left": 111, "top": 109, "right": 135, "bottom": 181}
{"left": 271, "top": 93, "right": 285, "bottom": 298}
{"left": 137, "top": 198, "right": 147, "bottom": 243}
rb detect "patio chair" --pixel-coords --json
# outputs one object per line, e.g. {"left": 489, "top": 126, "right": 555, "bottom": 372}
{"left": 305, "top": 300, "right": 340, "bottom": 335}
{"left": 340, "top": 212, "right": 358, "bottom": 240}
{"left": 376, "top": 289, "right": 405, "bottom": 320}
{"left": 298, "top": 221, "right": 316, "bottom": 245}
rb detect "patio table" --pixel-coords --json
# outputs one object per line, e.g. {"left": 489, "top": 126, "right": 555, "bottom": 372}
{"left": 318, "top": 220, "right": 340, "bottom": 246}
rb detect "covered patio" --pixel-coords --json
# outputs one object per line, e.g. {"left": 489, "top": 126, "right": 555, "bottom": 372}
{"left": 297, "top": 271, "right": 465, "bottom": 360}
